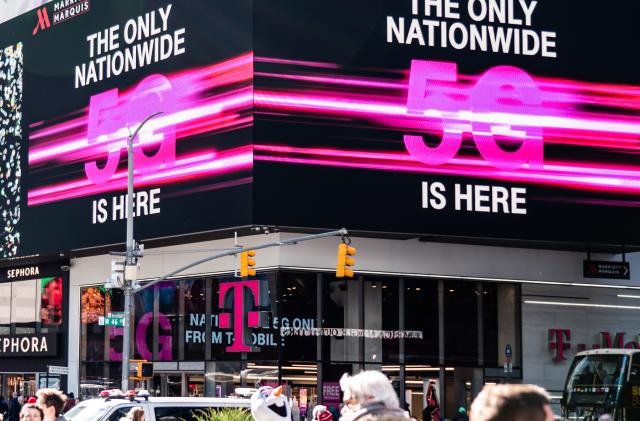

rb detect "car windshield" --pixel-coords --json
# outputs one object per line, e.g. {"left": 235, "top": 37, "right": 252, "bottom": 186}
{"left": 564, "top": 354, "right": 629, "bottom": 416}
{"left": 64, "top": 402, "right": 108, "bottom": 421}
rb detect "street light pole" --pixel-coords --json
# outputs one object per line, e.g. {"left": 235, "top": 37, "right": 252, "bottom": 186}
{"left": 121, "top": 112, "right": 163, "bottom": 392}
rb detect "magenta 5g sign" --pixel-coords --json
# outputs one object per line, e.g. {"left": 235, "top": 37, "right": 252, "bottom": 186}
{"left": 84, "top": 74, "right": 176, "bottom": 185}
{"left": 404, "top": 59, "right": 543, "bottom": 171}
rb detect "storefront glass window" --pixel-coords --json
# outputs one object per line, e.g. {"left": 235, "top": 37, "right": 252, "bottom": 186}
{"left": 279, "top": 272, "right": 317, "bottom": 362}
{"left": 444, "top": 281, "right": 479, "bottom": 365}
{"left": 157, "top": 282, "right": 180, "bottom": 361}
{"left": 212, "top": 274, "right": 279, "bottom": 361}
{"left": 323, "top": 277, "right": 362, "bottom": 362}
{"left": 40, "top": 277, "right": 63, "bottom": 330}
{"left": 78, "top": 271, "right": 521, "bottom": 404}
{"left": 0, "top": 283, "right": 10, "bottom": 334}
{"left": 13, "top": 279, "right": 37, "bottom": 333}
{"left": 184, "top": 278, "right": 207, "bottom": 361}
{"left": 363, "top": 278, "right": 399, "bottom": 364}
{"left": 483, "top": 284, "right": 520, "bottom": 368}
{"left": 404, "top": 278, "right": 439, "bottom": 364}
{"left": 134, "top": 285, "right": 155, "bottom": 361}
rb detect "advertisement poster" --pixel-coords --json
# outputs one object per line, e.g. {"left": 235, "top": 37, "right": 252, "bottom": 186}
{"left": 0, "top": 0, "right": 639, "bottom": 257}
{"left": 253, "top": 0, "right": 640, "bottom": 246}
{"left": 0, "top": 0, "right": 252, "bottom": 257}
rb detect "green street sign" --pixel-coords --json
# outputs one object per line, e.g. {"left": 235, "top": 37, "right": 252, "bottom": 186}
{"left": 100, "top": 316, "right": 126, "bottom": 327}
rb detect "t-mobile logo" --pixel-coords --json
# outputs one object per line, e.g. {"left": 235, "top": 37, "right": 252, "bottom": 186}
{"left": 218, "top": 280, "right": 269, "bottom": 352}
{"left": 32, "top": 7, "right": 51, "bottom": 36}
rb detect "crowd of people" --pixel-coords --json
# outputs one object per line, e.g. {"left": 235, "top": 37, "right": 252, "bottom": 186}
{"left": 0, "top": 389, "right": 71, "bottom": 421}
{"left": 0, "top": 370, "right": 611, "bottom": 421}
{"left": 302, "top": 370, "right": 612, "bottom": 421}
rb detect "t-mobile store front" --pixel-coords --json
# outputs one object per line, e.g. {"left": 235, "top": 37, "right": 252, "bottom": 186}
{"left": 79, "top": 270, "right": 521, "bottom": 417}
{"left": 0, "top": 261, "right": 69, "bottom": 398}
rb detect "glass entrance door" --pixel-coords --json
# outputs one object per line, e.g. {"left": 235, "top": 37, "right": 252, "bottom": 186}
{"left": 150, "top": 373, "right": 183, "bottom": 397}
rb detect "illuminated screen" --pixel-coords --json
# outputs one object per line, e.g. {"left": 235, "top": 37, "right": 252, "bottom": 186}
{"left": 252, "top": 0, "right": 640, "bottom": 245}
{"left": 0, "top": 43, "right": 23, "bottom": 257}
{"left": 1, "top": 0, "right": 639, "bottom": 256}
{"left": 0, "top": 0, "right": 253, "bottom": 256}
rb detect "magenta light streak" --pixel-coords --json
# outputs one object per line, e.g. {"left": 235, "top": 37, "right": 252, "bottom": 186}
{"left": 255, "top": 72, "right": 406, "bottom": 90}
{"left": 255, "top": 57, "right": 341, "bottom": 69}
{"left": 29, "top": 53, "right": 254, "bottom": 165}
{"left": 254, "top": 145, "right": 640, "bottom": 194}
{"left": 27, "top": 53, "right": 254, "bottom": 206}
{"left": 255, "top": 91, "right": 640, "bottom": 137}
{"left": 28, "top": 147, "right": 253, "bottom": 206}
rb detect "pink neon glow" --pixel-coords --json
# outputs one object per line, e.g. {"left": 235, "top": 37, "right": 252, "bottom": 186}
{"left": 254, "top": 145, "right": 640, "bottom": 194}
{"left": 28, "top": 53, "right": 254, "bottom": 206}
{"left": 254, "top": 57, "right": 640, "bottom": 197}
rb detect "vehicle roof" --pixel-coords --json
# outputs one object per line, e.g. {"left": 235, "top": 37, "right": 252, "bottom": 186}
{"left": 79, "top": 397, "right": 251, "bottom": 407}
{"left": 576, "top": 349, "right": 640, "bottom": 356}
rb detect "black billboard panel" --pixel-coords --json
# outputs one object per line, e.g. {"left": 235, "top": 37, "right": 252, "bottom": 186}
{"left": 253, "top": 0, "right": 640, "bottom": 245}
{"left": 0, "top": 0, "right": 253, "bottom": 257}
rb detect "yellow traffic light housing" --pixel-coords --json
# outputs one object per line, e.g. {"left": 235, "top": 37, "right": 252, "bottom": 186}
{"left": 336, "top": 243, "right": 356, "bottom": 278}
{"left": 137, "top": 362, "right": 153, "bottom": 378}
{"left": 240, "top": 250, "right": 257, "bottom": 277}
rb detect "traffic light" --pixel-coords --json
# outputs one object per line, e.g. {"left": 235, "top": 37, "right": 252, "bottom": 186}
{"left": 336, "top": 243, "right": 356, "bottom": 278}
{"left": 240, "top": 250, "right": 257, "bottom": 277}
{"left": 137, "top": 362, "right": 153, "bottom": 378}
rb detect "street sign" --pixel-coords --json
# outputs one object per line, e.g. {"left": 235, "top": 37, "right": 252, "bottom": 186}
{"left": 48, "top": 365, "right": 68, "bottom": 375}
{"left": 98, "top": 316, "right": 126, "bottom": 327}
{"left": 583, "top": 260, "right": 630, "bottom": 280}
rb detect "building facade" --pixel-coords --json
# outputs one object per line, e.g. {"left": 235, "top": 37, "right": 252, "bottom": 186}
{"left": 0, "top": 259, "right": 70, "bottom": 398}
{"left": 67, "top": 235, "right": 640, "bottom": 418}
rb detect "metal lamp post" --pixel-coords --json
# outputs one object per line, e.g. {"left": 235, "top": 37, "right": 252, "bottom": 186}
{"left": 121, "top": 111, "right": 163, "bottom": 392}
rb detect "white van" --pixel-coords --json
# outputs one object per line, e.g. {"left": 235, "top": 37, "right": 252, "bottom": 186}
{"left": 64, "top": 395, "right": 251, "bottom": 421}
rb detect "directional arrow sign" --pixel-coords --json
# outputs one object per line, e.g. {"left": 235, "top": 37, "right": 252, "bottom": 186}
{"left": 583, "top": 260, "right": 630, "bottom": 280}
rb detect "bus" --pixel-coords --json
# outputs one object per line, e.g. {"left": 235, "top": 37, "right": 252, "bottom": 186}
{"left": 562, "top": 349, "right": 640, "bottom": 420}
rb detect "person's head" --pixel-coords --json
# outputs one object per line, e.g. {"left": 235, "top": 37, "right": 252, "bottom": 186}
{"left": 36, "top": 389, "right": 66, "bottom": 417}
{"left": 17, "top": 396, "right": 24, "bottom": 405}
{"left": 469, "top": 384, "right": 553, "bottom": 421}
{"left": 12, "top": 392, "right": 17, "bottom": 399}
{"left": 598, "top": 414, "right": 613, "bottom": 421}
{"left": 67, "top": 393, "right": 74, "bottom": 400}
{"left": 340, "top": 371, "right": 399, "bottom": 411}
{"left": 126, "top": 406, "right": 145, "bottom": 421}
{"left": 20, "top": 404, "right": 44, "bottom": 421}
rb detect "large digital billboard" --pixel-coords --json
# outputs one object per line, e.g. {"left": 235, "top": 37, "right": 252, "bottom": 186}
{"left": 252, "top": 0, "right": 640, "bottom": 246}
{"left": 1, "top": 0, "right": 640, "bottom": 257}
{"left": 0, "top": 0, "right": 253, "bottom": 256}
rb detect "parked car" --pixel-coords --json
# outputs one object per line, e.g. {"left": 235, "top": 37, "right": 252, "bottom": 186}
{"left": 64, "top": 391, "right": 251, "bottom": 421}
